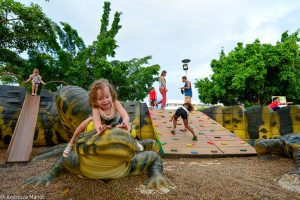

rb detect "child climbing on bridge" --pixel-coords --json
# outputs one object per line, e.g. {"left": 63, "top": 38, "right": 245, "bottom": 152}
{"left": 169, "top": 103, "right": 197, "bottom": 141}
{"left": 63, "top": 79, "right": 143, "bottom": 157}
{"left": 24, "top": 68, "right": 46, "bottom": 95}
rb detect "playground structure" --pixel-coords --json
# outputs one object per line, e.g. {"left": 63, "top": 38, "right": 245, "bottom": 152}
{"left": 0, "top": 86, "right": 300, "bottom": 162}
{"left": 202, "top": 105, "right": 300, "bottom": 145}
{"left": 150, "top": 109, "right": 256, "bottom": 157}
{"left": 0, "top": 85, "right": 258, "bottom": 161}
{"left": 0, "top": 85, "right": 68, "bottom": 148}
{"left": 6, "top": 95, "right": 40, "bottom": 162}
{"left": 0, "top": 85, "right": 156, "bottom": 149}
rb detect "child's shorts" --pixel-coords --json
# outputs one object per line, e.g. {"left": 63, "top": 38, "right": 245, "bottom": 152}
{"left": 175, "top": 107, "right": 188, "bottom": 120}
{"left": 32, "top": 80, "right": 40, "bottom": 86}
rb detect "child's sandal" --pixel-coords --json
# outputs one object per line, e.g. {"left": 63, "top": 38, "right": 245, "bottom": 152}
{"left": 136, "top": 141, "right": 144, "bottom": 151}
{"left": 63, "top": 144, "right": 74, "bottom": 157}
{"left": 192, "top": 136, "right": 198, "bottom": 141}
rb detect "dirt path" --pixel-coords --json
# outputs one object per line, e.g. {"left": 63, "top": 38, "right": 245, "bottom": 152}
{"left": 0, "top": 148, "right": 299, "bottom": 200}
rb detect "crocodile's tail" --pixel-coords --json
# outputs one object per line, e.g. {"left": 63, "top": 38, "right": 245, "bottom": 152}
{"left": 32, "top": 144, "right": 67, "bottom": 161}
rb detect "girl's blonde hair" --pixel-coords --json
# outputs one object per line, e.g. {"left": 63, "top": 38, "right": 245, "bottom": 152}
{"left": 33, "top": 68, "right": 39, "bottom": 73}
{"left": 88, "top": 79, "right": 117, "bottom": 108}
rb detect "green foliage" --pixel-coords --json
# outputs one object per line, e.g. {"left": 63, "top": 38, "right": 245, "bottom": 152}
{"left": 0, "top": 0, "right": 59, "bottom": 85}
{"left": 195, "top": 31, "right": 300, "bottom": 106}
{"left": 0, "top": 1, "right": 159, "bottom": 100}
{"left": 109, "top": 57, "right": 160, "bottom": 101}
{"left": 0, "top": 0, "right": 58, "bottom": 52}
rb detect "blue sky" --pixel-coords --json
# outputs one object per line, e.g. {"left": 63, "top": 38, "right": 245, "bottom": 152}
{"left": 19, "top": 0, "right": 300, "bottom": 102}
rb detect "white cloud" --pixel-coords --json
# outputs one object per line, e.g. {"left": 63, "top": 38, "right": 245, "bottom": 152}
{"left": 246, "top": 2, "right": 299, "bottom": 30}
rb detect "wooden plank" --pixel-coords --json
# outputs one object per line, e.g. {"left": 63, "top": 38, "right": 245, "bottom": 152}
{"left": 150, "top": 109, "right": 257, "bottom": 157}
{"left": 6, "top": 95, "right": 40, "bottom": 162}
{"left": 218, "top": 146, "right": 257, "bottom": 155}
{"left": 163, "top": 147, "right": 223, "bottom": 156}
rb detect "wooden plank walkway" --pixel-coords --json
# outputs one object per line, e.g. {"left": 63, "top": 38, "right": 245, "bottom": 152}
{"left": 149, "top": 109, "right": 256, "bottom": 157}
{"left": 6, "top": 95, "right": 40, "bottom": 162}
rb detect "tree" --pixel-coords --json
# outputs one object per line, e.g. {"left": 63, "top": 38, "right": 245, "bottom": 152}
{"left": 1, "top": 1, "right": 160, "bottom": 100}
{"left": 65, "top": 1, "right": 160, "bottom": 100}
{"left": 0, "top": 0, "right": 59, "bottom": 84}
{"left": 109, "top": 57, "right": 160, "bottom": 101}
{"left": 195, "top": 31, "right": 300, "bottom": 106}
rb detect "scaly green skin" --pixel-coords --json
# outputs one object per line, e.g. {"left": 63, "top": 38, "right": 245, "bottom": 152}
{"left": 23, "top": 128, "right": 170, "bottom": 188}
{"left": 255, "top": 133, "right": 300, "bottom": 174}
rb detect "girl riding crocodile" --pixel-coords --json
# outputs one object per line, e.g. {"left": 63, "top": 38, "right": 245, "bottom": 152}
{"left": 63, "top": 79, "right": 143, "bottom": 157}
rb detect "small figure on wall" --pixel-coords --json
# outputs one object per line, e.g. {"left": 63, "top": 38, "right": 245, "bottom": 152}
{"left": 268, "top": 96, "right": 292, "bottom": 111}
{"left": 148, "top": 87, "right": 158, "bottom": 109}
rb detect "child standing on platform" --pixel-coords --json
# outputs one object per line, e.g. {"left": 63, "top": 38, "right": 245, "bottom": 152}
{"left": 169, "top": 102, "right": 197, "bottom": 141}
{"left": 24, "top": 68, "right": 46, "bottom": 95}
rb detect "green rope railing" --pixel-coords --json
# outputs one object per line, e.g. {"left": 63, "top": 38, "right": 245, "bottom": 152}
{"left": 0, "top": 71, "right": 24, "bottom": 81}
{"left": 42, "top": 80, "right": 69, "bottom": 88}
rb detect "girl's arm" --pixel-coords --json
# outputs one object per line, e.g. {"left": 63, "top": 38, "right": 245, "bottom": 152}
{"left": 279, "top": 101, "right": 293, "bottom": 105}
{"left": 115, "top": 100, "right": 129, "bottom": 123}
{"left": 92, "top": 107, "right": 102, "bottom": 134}
{"left": 115, "top": 100, "right": 130, "bottom": 129}
{"left": 24, "top": 75, "right": 32, "bottom": 83}
{"left": 40, "top": 77, "right": 46, "bottom": 85}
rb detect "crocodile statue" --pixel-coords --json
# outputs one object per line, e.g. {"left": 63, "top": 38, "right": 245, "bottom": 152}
{"left": 20, "top": 84, "right": 169, "bottom": 188}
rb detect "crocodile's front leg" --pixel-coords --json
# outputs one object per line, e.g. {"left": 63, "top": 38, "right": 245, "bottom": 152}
{"left": 22, "top": 157, "right": 65, "bottom": 187}
{"left": 23, "top": 152, "right": 81, "bottom": 187}
{"left": 130, "top": 151, "right": 171, "bottom": 188}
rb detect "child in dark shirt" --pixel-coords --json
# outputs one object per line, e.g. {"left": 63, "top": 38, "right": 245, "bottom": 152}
{"left": 170, "top": 103, "right": 197, "bottom": 141}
